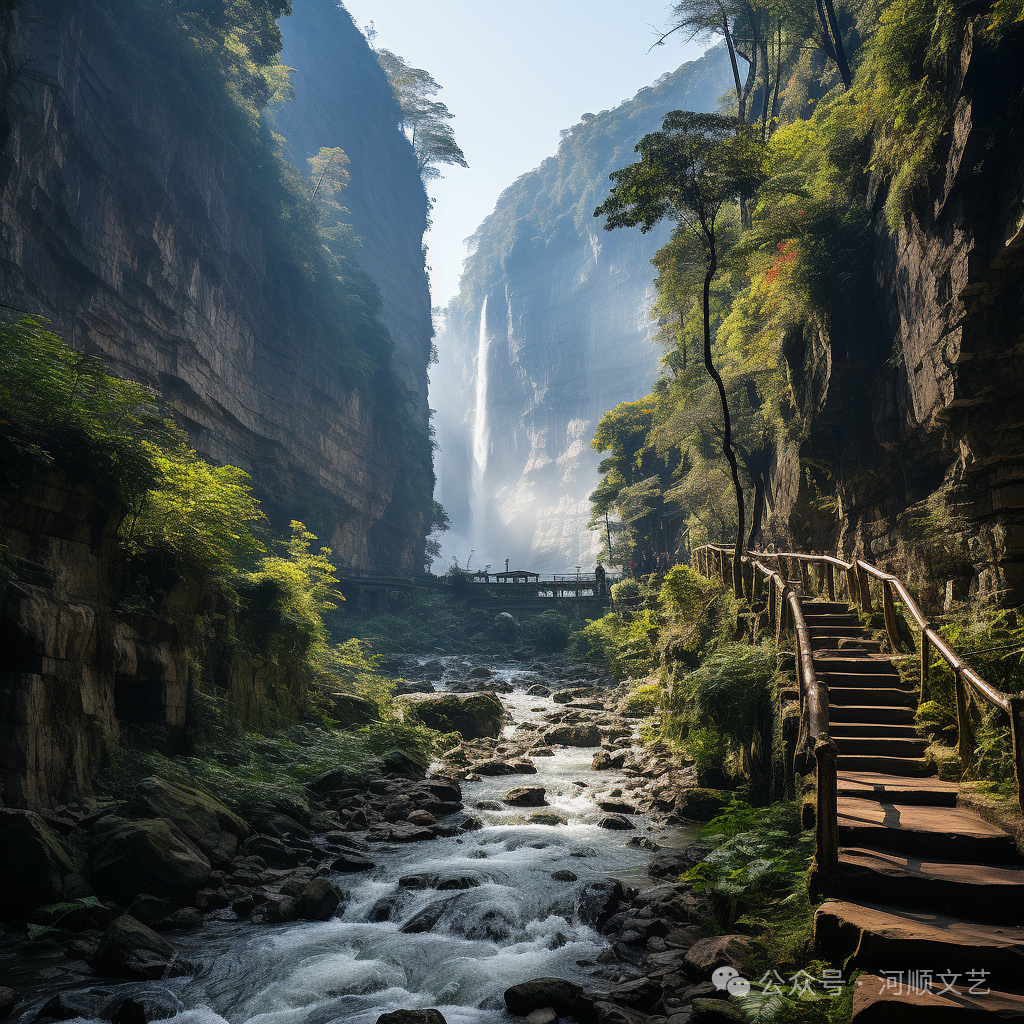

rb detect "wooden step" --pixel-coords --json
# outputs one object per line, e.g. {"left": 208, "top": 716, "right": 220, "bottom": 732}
{"left": 815, "top": 900, "right": 1024, "bottom": 980}
{"left": 852, "top": 974, "right": 1024, "bottom": 1023}
{"left": 837, "top": 797, "right": 1019, "bottom": 862}
{"left": 833, "top": 736, "right": 929, "bottom": 757}
{"left": 803, "top": 613, "right": 861, "bottom": 627}
{"left": 830, "top": 722, "right": 923, "bottom": 739}
{"left": 833, "top": 846, "right": 1024, "bottom": 922}
{"left": 808, "top": 624, "right": 868, "bottom": 637}
{"left": 837, "top": 754, "right": 936, "bottom": 777}
{"left": 837, "top": 771, "right": 958, "bottom": 806}
{"left": 811, "top": 637, "right": 883, "bottom": 653}
{"left": 830, "top": 687, "right": 917, "bottom": 708}
{"left": 830, "top": 705, "right": 917, "bottom": 724}
{"left": 820, "top": 671, "right": 910, "bottom": 689}
{"left": 815, "top": 655, "right": 900, "bottom": 674}
{"left": 802, "top": 602, "right": 852, "bottom": 615}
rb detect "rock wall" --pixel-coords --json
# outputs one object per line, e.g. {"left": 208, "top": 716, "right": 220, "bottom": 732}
{"left": 765, "top": 23, "right": 1024, "bottom": 608}
{"left": 0, "top": 0, "right": 433, "bottom": 571}
{"left": 0, "top": 471, "right": 189, "bottom": 809}
{"left": 433, "top": 50, "right": 732, "bottom": 573}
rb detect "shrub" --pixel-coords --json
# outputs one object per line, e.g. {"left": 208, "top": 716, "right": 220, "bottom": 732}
{"left": 611, "top": 578, "right": 640, "bottom": 603}
{"left": 621, "top": 681, "right": 660, "bottom": 716}
{"left": 570, "top": 609, "right": 660, "bottom": 679}
{"left": 521, "top": 609, "right": 572, "bottom": 652}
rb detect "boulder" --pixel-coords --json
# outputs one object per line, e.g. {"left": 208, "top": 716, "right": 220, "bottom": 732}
{"left": 505, "top": 787, "right": 547, "bottom": 807}
{"left": 131, "top": 777, "right": 251, "bottom": 866}
{"left": 106, "top": 990, "right": 182, "bottom": 1024}
{"left": 688, "top": 1000, "right": 744, "bottom": 1022}
{"left": 505, "top": 979, "right": 591, "bottom": 1019}
{"left": 377, "top": 1012, "right": 447, "bottom": 1024}
{"left": 399, "top": 692, "right": 504, "bottom": 738}
{"left": 316, "top": 690, "right": 381, "bottom": 727}
{"left": 296, "top": 878, "right": 342, "bottom": 921}
{"left": 599, "top": 815, "right": 636, "bottom": 831}
{"left": 524, "top": 1011, "right": 557, "bottom": 1024}
{"left": 675, "top": 789, "right": 728, "bottom": 823}
{"left": 253, "top": 811, "right": 310, "bottom": 842}
{"left": 331, "top": 852, "right": 376, "bottom": 872}
{"left": 0, "top": 808, "right": 74, "bottom": 924}
{"left": 241, "top": 834, "right": 299, "bottom": 868}
{"left": 93, "top": 915, "right": 193, "bottom": 980}
{"left": 0, "top": 988, "right": 17, "bottom": 1020}
{"left": 577, "top": 880, "right": 625, "bottom": 929}
{"left": 683, "top": 934, "right": 754, "bottom": 976}
{"left": 544, "top": 725, "right": 601, "bottom": 747}
{"left": 89, "top": 816, "right": 211, "bottom": 904}
{"left": 379, "top": 750, "right": 429, "bottom": 779}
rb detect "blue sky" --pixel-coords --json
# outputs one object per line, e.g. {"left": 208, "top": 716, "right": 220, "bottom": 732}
{"left": 339, "top": 0, "right": 709, "bottom": 307}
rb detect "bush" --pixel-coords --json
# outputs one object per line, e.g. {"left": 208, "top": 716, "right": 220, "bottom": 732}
{"left": 570, "top": 609, "right": 660, "bottom": 679}
{"left": 611, "top": 578, "right": 640, "bottom": 604}
{"left": 521, "top": 610, "right": 572, "bottom": 652}
{"left": 493, "top": 612, "right": 517, "bottom": 640}
{"left": 621, "top": 681, "right": 660, "bottom": 716}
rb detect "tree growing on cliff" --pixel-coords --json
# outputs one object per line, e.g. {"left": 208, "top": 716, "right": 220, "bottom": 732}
{"left": 374, "top": 49, "right": 467, "bottom": 182}
{"left": 595, "top": 112, "right": 764, "bottom": 597}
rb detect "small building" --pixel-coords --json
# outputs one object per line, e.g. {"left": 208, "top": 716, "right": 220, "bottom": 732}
{"left": 490, "top": 570, "right": 541, "bottom": 585}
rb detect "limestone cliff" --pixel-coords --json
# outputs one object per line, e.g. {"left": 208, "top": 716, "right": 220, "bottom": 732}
{"left": 765, "top": 23, "right": 1024, "bottom": 608}
{"left": 0, "top": 0, "right": 433, "bottom": 571}
{"left": 433, "top": 49, "right": 732, "bottom": 573}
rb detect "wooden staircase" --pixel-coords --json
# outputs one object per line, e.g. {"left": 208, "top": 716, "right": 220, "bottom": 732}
{"left": 801, "top": 598, "right": 1024, "bottom": 1022}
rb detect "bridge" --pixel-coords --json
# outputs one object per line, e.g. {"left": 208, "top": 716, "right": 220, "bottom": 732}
{"left": 696, "top": 543, "right": 1024, "bottom": 1014}
{"left": 335, "top": 567, "right": 613, "bottom": 616}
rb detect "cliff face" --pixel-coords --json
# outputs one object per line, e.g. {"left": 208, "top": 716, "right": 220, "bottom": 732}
{"left": 0, "top": 0, "right": 433, "bottom": 571}
{"left": 766, "top": 23, "right": 1024, "bottom": 608}
{"left": 434, "top": 50, "right": 731, "bottom": 573}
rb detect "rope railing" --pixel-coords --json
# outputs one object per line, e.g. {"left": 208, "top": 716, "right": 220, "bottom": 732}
{"left": 695, "top": 543, "right": 1024, "bottom": 815}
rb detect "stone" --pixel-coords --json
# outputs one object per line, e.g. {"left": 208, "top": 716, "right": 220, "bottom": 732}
{"left": 107, "top": 991, "right": 182, "bottom": 1024}
{"left": 154, "top": 907, "right": 202, "bottom": 931}
{"left": 599, "top": 815, "right": 636, "bottom": 831}
{"left": 551, "top": 870, "right": 578, "bottom": 882}
{"left": 253, "top": 811, "right": 311, "bottom": 842}
{"left": 241, "top": 835, "right": 300, "bottom": 868}
{"left": 524, "top": 1011, "right": 557, "bottom": 1024}
{"left": 529, "top": 813, "right": 567, "bottom": 826}
{"left": 378, "top": 750, "right": 430, "bottom": 779}
{"left": 686, "top": 1000, "right": 743, "bottom": 1022}
{"left": 683, "top": 935, "right": 754, "bottom": 977}
{"left": 674, "top": 790, "right": 727, "bottom": 823}
{"left": 376, "top": 1011, "right": 447, "bottom": 1024}
{"left": 544, "top": 725, "right": 601, "bottom": 747}
{"left": 296, "top": 878, "right": 342, "bottom": 921}
{"left": 93, "top": 915, "right": 193, "bottom": 980}
{"left": 0, "top": 988, "right": 17, "bottom": 1020}
{"left": 399, "top": 692, "right": 504, "bottom": 738}
{"left": 315, "top": 690, "right": 381, "bottom": 726}
{"left": 0, "top": 808, "right": 74, "bottom": 924}
{"left": 607, "top": 977, "right": 662, "bottom": 1010}
{"left": 578, "top": 880, "right": 626, "bottom": 929}
{"left": 89, "top": 816, "right": 211, "bottom": 904}
{"left": 505, "top": 786, "right": 547, "bottom": 807}
{"left": 131, "top": 777, "right": 251, "bottom": 866}
{"left": 331, "top": 852, "right": 376, "bottom": 872}
{"left": 407, "top": 809, "right": 437, "bottom": 826}
{"left": 504, "top": 979, "right": 591, "bottom": 1018}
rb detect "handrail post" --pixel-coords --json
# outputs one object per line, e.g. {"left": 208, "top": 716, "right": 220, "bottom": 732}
{"left": 721, "top": 550, "right": 730, "bottom": 588}
{"left": 846, "top": 562, "right": 860, "bottom": 610}
{"left": 954, "top": 667, "right": 973, "bottom": 769}
{"left": 825, "top": 562, "right": 836, "bottom": 602}
{"left": 799, "top": 559, "right": 810, "bottom": 594}
{"left": 854, "top": 559, "right": 873, "bottom": 614}
{"left": 1009, "top": 697, "right": 1024, "bottom": 815}
{"left": 768, "top": 578, "right": 777, "bottom": 632}
{"left": 882, "top": 581, "right": 900, "bottom": 652}
{"left": 920, "top": 628, "right": 930, "bottom": 704}
{"left": 814, "top": 736, "right": 840, "bottom": 877}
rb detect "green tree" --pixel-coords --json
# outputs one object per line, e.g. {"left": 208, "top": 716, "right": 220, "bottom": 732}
{"left": 375, "top": 49, "right": 467, "bottom": 182}
{"left": 595, "top": 112, "right": 764, "bottom": 597}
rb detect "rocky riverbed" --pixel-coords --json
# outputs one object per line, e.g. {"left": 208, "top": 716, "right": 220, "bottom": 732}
{"left": 0, "top": 656, "right": 752, "bottom": 1024}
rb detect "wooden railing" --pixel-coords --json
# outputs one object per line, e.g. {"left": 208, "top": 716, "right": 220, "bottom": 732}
{"left": 695, "top": 543, "right": 1024, "bottom": 816}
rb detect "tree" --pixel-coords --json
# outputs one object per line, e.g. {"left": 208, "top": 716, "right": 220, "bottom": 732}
{"left": 375, "top": 49, "right": 467, "bottom": 182}
{"left": 595, "top": 111, "right": 764, "bottom": 598}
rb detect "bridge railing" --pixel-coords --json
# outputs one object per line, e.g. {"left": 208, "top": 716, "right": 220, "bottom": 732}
{"left": 696, "top": 543, "right": 1024, "bottom": 815}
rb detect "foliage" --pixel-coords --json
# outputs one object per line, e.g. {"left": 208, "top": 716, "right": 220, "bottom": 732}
{"left": 375, "top": 48, "right": 468, "bottom": 182}
{"left": 521, "top": 609, "right": 572, "bottom": 652}
{"left": 570, "top": 609, "right": 660, "bottom": 679}
{"left": 621, "top": 681, "right": 661, "bottom": 716}
{"left": 660, "top": 563, "right": 714, "bottom": 618}
{"left": 611, "top": 578, "right": 641, "bottom": 604}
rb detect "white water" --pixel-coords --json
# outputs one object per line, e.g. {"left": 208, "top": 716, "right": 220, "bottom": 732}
{"left": 22, "top": 670, "right": 695, "bottom": 1024}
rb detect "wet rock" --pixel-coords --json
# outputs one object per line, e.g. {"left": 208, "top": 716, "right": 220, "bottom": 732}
{"left": 592, "top": 1001, "right": 650, "bottom": 1024}
{"left": 468, "top": 666, "right": 493, "bottom": 678}
{"left": 316, "top": 690, "right": 381, "bottom": 726}
{"left": 599, "top": 815, "right": 635, "bottom": 831}
{"left": 526, "top": 684, "right": 551, "bottom": 697}
{"left": 241, "top": 835, "right": 300, "bottom": 868}
{"left": 394, "top": 680, "right": 436, "bottom": 695}
{"left": 544, "top": 724, "right": 601, "bottom": 747}
{"left": 330, "top": 851, "right": 376, "bottom": 872}
{"left": 0, "top": 988, "right": 16, "bottom": 1021}
{"left": 376, "top": 1011, "right": 447, "bottom": 1024}
{"left": 475, "top": 800, "right": 503, "bottom": 810}
{"left": 128, "top": 895, "right": 178, "bottom": 926}
{"left": 398, "top": 692, "right": 504, "bottom": 739}
{"left": 94, "top": 915, "right": 193, "bottom": 980}
{"left": 407, "top": 809, "right": 437, "bottom": 826}
{"left": 399, "top": 873, "right": 481, "bottom": 890}
{"left": 367, "top": 824, "right": 436, "bottom": 843}
{"left": 379, "top": 750, "right": 429, "bottom": 779}
{"left": 687, "top": 1000, "right": 744, "bottom": 1021}
{"left": 504, "top": 979, "right": 591, "bottom": 1018}
{"left": 131, "top": 777, "right": 251, "bottom": 866}
{"left": 400, "top": 901, "right": 447, "bottom": 933}
{"left": 505, "top": 787, "right": 547, "bottom": 807}
{"left": 598, "top": 801, "right": 637, "bottom": 814}
{"left": 474, "top": 760, "right": 533, "bottom": 776}
{"left": 524, "top": 1011, "right": 557, "bottom": 1024}
{"left": 33, "top": 990, "right": 106, "bottom": 1022}
{"left": 675, "top": 790, "right": 728, "bottom": 823}
{"left": 551, "top": 870, "right": 578, "bottom": 882}
{"left": 296, "top": 878, "right": 342, "bottom": 921}
{"left": 529, "top": 813, "right": 567, "bottom": 826}
{"left": 106, "top": 990, "right": 182, "bottom": 1024}
{"left": 578, "top": 880, "right": 625, "bottom": 929}
{"left": 252, "top": 895, "right": 299, "bottom": 924}
{"left": 253, "top": 812, "right": 310, "bottom": 842}
{"left": 90, "top": 816, "right": 211, "bottom": 904}
{"left": 607, "top": 977, "right": 662, "bottom": 1011}
{"left": 0, "top": 808, "right": 75, "bottom": 924}
{"left": 155, "top": 907, "right": 202, "bottom": 931}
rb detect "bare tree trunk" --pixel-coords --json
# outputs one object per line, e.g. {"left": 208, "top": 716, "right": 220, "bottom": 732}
{"left": 816, "top": 0, "right": 853, "bottom": 89}
{"left": 702, "top": 245, "right": 744, "bottom": 598}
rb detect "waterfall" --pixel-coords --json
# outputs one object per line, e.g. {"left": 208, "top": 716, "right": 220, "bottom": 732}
{"left": 470, "top": 296, "right": 490, "bottom": 560}
{"left": 472, "top": 296, "right": 490, "bottom": 477}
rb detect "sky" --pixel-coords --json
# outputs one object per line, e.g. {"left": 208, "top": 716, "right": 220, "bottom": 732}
{"left": 340, "top": 0, "right": 708, "bottom": 309}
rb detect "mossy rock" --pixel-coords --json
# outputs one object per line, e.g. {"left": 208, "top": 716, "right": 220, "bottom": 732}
{"left": 315, "top": 690, "right": 381, "bottom": 727}
{"left": 131, "top": 777, "right": 252, "bottom": 865}
{"left": 399, "top": 692, "right": 504, "bottom": 739}
{"left": 676, "top": 788, "right": 730, "bottom": 822}
{"left": 0, "top": 808, "right": 75, "bottom": 924}
{"left": 89, "top": 816, "right": 211, "bottom": 904}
